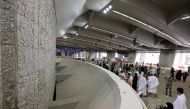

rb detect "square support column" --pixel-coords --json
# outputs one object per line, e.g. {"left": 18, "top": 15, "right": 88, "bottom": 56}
{"left": 127, "top": 51, "right": 136, "bottom": 63}
{"left": 159, "top": 50, "right": 175, "bottom": 68}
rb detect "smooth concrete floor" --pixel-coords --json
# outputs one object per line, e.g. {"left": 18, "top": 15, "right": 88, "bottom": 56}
{"left": 50, "top": 59, "right": 120, "bottom": 109}
{"left": 143, "top": 73, "right": 190, "bottom": 109}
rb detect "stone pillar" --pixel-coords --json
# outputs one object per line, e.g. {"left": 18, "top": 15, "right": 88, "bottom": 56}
{"left": 118, "top": 54, "right": 123, "bottom": 60}
{"left": 89, "top": 52, "right": 97, "bottom": 60}
{"left": 159, "top": 50, "right": 175, "bottom": 67}
{"left": 61, "top": 51, "right": 65, "bottom": 57}
{"left": 107, "top": 52, "right": 115, "bottom": 62}
{"left": 0, "top": 0, "right": 56, "bottom": 109}
{"left": 86, "top": 51, "right": 91, "bottom": 60}
{"left": 127, "top": 51, "right": 136, "bottom": 63}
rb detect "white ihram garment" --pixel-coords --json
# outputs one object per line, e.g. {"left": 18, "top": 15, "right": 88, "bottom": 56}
{"left": 138, "top": 75, "right": 147, "bottom": 96}
{"left": 137, "top": 72, "right": 146, "bottom": 95}
{"left": 173, "top": 94, "right": 187, "bottom": 109}
{"left": 148, "top": 76, "right": 159, "bottom": 94}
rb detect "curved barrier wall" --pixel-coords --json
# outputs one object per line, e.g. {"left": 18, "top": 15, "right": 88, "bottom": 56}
{"left": 55, "top": 59, "right": 147, "bottom": 109}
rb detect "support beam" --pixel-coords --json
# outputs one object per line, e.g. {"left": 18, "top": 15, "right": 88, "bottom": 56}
{"left": 57, "top": 36, "right": 128, "bottom": 51}
{"left": 79, "top": 33, "right": 133, "bottom": 49}
{"left": 129, "top": 26, "right": 139, "bottom": 35}
{"left": 88, "top": 11, "right": 95, "bottom": 24}
{"left": 57, "top": 40, "right": 110, "bottom": 50}
{"left": 167, "top": 4, "right": 190, "bottom": 25}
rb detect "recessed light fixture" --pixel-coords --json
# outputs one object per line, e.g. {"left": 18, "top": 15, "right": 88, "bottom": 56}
{"left": 109, "top": 5, "right": 112, "bottom": 9}
{"left": 63, "top": 36, "right": 68, "bottom": 39}
{"left": 102, "top": 5, "right": 112, "bottom": 14}
{"left": 75, "top": 33, "right": 79, "bottom": 36}
{"left": 103, "top": 10, "right": 107, "bottom": 14}
{"left": 181, "top": 16, "right": 190, "bottom": 20}
{"left": 106, "top": 7, "right": 109, "bottom": 11}
{"left": 84, "top": 24, "right": 89, "bottom": 29}
{"left": 60, "top": 30, "right": 65, "bottom": 36}
{"left": 112, "top": 10, "right": 182, "bottom": 45}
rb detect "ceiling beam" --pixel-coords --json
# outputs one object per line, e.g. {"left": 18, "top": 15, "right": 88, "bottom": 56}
{"left": 129, "top": 26, "right": 139, "bottom": 35}
{"left": 72, "top": 36, "right": 129, "bottom": 50}
{"left": 167, "top": 4, "right": 190, "bottom": 25}
{"left": 57, "top": 37, "right": 127, "bottom": 50}
{"left": 88, "top": 11, "right": 95, "bottom": 23}
{"left": 79, "top": 34, "right": 133, "bottom": 49}
{"left": 57, "top": 43, "right": 104, "bottom": 51}
{"left": 57, "top": 38, "right": 118, "bottom": 50}
{"left": 57, "top": 40, "right": 108, "bottom": 51}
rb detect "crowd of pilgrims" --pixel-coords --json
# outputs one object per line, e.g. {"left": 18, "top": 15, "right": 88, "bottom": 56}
{"left": 96, "top": 60, "right": 189, "bottom": 109}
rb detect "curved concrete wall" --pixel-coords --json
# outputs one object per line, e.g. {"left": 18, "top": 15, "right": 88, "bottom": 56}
{"left": 55, "top": 59, "right": 146, "bottom": 109}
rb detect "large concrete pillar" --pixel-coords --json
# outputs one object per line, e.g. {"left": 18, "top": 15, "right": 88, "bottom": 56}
{"left": 86, "top": 51, "right": 92, "bottom": 60}
{"left": 127, "top": 51, "right": 136, "bottom": 63}
{"left": 61, "top": 51, "right": 65, "bottom": 57}
{"left": 89, "top": 52, "right": 97, "bottom": 60}
{"left": 0, "top": 0, "right": 56, "bottom": 109}
{"left": 107, "top": 52, "right": 115, "bottom": 62}
{"left": 159, "top": 50, "right": 175, "bottom": 67}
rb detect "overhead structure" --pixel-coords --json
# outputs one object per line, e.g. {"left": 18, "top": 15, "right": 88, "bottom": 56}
{"left": 55, "top": 0, "right": 190, "bottom": 52}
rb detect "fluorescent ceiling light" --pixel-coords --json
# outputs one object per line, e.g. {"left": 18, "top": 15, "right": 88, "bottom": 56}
{"left": 181, "top": 16, "right": 190, "bottom": 20}
{"left": 112, "top": 10, "right": 182, "bottom": 45}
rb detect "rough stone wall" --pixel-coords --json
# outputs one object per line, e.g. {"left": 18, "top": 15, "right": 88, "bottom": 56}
{"left": 0, "top": 1, "right": 18, "bottom": 108}
{"left": 0, "top": 0, "right": 56, "bottom": 109}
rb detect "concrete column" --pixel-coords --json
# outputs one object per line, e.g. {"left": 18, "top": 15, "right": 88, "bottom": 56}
{"left": 61, "top": 51, "right": 65, "bottom": 57}
{"left": 0, "top": 0, "right": 56, "bottom": 109}
{"left": 86, "top": 51, "right": 92, "bottom": 60}
{"left": 98, "top": 52, "right": 101, "bottom": 59}
{"left": 159, "top": 50, "right": 175, "bottom": 67}
{"left": 118, "top": 54, "right": 123, "bottom": 60}
{"left": 127, "top": 51, "right": 136, "bottom": 63}
{"left": 89, "top": 52, "right": 97, "bottom": 60}
{"left": 107, "top": 52, "right": 115, "bottom": 62}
